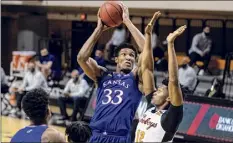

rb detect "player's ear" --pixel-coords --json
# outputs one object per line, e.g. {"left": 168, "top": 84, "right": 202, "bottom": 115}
{"left": 115, "top": 57, "right": 118, "bottom": 63}
{"left": 47, "top": 106, "right": 52, "bottom": 119}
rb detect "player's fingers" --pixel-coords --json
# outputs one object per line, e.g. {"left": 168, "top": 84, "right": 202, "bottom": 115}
{"left": 174, "top": 25, "right": 186, "bottom": 35}
{"left": 149, "top": 11, "right": 161, "bottom": 25}
{"left": 119, "top": 2, "right": 127, "bottom": 11}
{"left": 97, "top": 8, "right": 101, "bottom": 17}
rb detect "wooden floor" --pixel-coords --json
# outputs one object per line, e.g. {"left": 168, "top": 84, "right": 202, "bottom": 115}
{"left": 1, "top": 116, "right": 66, "bottom": 142}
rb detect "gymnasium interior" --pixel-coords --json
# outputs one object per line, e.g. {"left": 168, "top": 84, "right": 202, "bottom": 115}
{"left": 1, "top": 1, "right": 233, "bottom": 142}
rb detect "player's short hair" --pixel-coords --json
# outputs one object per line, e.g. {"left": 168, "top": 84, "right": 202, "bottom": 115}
{"left": 22, "top": 88, "right": 49, "bottom": 125}
{"left": 66, "top": 121, "right": 91, "bottom": 143}
{"left": 114, "top": 43, "right": 138, "bottom": 58}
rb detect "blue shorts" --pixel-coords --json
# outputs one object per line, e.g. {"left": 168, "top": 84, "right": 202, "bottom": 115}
{"left": 89, "top": 131, "right": 131, "bottom": 143}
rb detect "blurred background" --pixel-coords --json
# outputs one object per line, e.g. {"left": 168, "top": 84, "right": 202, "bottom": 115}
{"left": 1, "top": 1, "right": 233, "bottom": 142}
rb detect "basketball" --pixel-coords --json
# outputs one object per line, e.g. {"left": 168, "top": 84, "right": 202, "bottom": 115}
{"left": 99, "top": 1, "right": 123, "bottom": 27}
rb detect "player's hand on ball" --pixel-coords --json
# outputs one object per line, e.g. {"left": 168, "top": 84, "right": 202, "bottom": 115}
{"left": 119, "top": 2, "right": 130, "bottom": 23}
{"left": 167, "top": 25, "right": 186, "bottom": 43}
{"left": 145, "top": 11, "right": 161, "bottom": 34}
{"left": 97, "top": 9, "right": 112, "bottom": 31}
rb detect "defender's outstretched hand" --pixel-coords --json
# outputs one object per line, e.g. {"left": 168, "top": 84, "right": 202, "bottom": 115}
{"left": 145, "top": 11, "right": 161, "bottom": 34}
{"left": 167, "top": 25, "right": 186, "bottom": 43}
{"left": 97, "top": 9, "right": 112, "bottom": 31}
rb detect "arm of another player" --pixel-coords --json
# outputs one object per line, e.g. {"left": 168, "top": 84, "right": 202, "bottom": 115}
{"left": 77, "top": 9, "right": 110, "bottom": 82}
{"left": 120, "top": 2, "right": 145, "bottom": 53}
{"left": 139, "top": 12, "right": 161, "bottom": 95}
{"left": 167, "top": 26, "right": 186, "bottom": 106}
{"left": 41, "top": 128, "right": 66, "bottom": 143}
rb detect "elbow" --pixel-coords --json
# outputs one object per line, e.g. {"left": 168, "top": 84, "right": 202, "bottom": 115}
{"left": 77, "top": 54, "right": 86, "bottom": 63}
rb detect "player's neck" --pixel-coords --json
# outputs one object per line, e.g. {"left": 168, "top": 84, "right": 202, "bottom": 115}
{"left": 116, "top": 67, "right": 121, "bottom": 73}
{"left": 30, "top": 120, "right": 47, "bottom": 126}
{"left": 116, "top": 67, "right": 131, "bottom": 74}
{"left": 156, "top": 101, "right": 169, "bottom": 110}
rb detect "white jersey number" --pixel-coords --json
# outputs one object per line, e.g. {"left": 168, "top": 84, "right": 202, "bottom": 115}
{"left": 102, "top": 89, "right": 123, "bottom": 105}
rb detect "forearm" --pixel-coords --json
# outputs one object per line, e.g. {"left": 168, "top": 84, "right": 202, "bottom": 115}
{"left": 77, "top": 28, "right": 102, "bottom": 62}
{"left": 203, "top": 46, "right": 211, "bottom": 55}
{"left": 141, "top": 34, "right": 155, "bottom": 95}
{"left": 168, "top": 42, "right": 183, "bottom": 106}
{"left": 124, "top": 19, "right": 145, "bottom": 52}
{"left": 168, "top": 43, "right": 179, "bottom": 83}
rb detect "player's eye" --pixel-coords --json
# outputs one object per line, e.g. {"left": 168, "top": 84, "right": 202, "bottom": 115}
{"left": 121, "top": 53, "right": 126, "bottom": 56}
{"left": 130, "top": 53, "right": 135, "bottom": 57}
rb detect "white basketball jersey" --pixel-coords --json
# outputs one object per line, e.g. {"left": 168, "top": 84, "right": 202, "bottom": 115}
{"left": 135, "top": 107, "right": 171, "bottom": 142}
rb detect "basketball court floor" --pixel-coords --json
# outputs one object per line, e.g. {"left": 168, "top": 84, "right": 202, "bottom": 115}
{"left": 1, "top": 116, "right": 66, "bottom": 142}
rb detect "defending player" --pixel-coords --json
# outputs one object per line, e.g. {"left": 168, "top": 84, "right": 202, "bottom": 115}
{"left": 77, "top": 4, "right": 160, "bottom": 143}
{"left": 11, "top": 89, "right": 66, "bottom": 143}
{"left": 135, "top": 16, "right": 186, "bottom": 142}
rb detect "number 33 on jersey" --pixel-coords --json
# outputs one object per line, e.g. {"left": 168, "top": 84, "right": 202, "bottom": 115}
{"left": 102, "top": 89, "right": 123, "bottom": 105}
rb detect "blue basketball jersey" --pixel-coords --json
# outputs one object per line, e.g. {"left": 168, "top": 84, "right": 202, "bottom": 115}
{"left": 11, "top": 125, "right": 48, "bottom": 142}
{"left": 90, "top": 71, "right": 142, "bottom": 135}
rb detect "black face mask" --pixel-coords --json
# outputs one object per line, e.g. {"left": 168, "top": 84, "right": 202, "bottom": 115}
{"left": 181, "top": 64, "right": 188, "bottom": 69}
{"left": 29, "top": 68, "right": 35, "bottom": 73}
{"left": 73, "top": 77, "right": 79, "bottom": 83}
{"left": 204, "top": 32, "right": 210, "bottom": 37}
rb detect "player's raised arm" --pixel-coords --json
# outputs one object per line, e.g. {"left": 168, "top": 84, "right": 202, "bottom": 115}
{"left": 120, "top": 2, "right": 145, "bottom": 53}
{"left": 140, "top": 12, "right": 161, "bottom": 95}
{"left": 77, "top": 9, "right": 110, "bottom": 82}
{"left": 167, "top": 25, "right": 186, "bottom": 106}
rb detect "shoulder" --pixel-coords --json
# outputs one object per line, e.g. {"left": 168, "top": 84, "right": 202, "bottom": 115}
{"left": 41, "top": 127, "right": 66, "bottom": 143}
{"left": 81, "top": 78, "right": 88, "bottom": 85}
{"left": 194, "top": 33, "right": 202, "bottom": 39}
{"left": 36, "top": 71, "right": 45, "bottom": 78}
{"left": 11, "top": 127, "right": 27, "bottom": 141}
{"left": 187, "top": 67, "right": 196, "bottom": 75}
{"left": 48, "top": 54, "right": 55, "bottom": 60}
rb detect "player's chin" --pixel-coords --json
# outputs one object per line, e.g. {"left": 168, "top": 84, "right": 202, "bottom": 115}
{"left": 151, "top": 100, "right": 157, "bottom": 106}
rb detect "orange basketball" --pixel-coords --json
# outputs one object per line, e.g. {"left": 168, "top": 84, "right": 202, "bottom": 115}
{"left": 99, "top": 1, "right": 123, "bottom": 27}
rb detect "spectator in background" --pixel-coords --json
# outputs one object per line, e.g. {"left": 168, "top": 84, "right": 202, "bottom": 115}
{"left": 58, "top": 69, "right": 89, "bottom": 121}
{"left": 151, "top": 32, "right": 168, "bottom": 72}
{"left": 48, "top": 32, "right": 63, "bottom": 70}
{"left": 179, "top": 57, "right": 197, "bottom": 91}
{"left": 105, "top": 24, "right": 126, "bottom": 62}
{"left": 1, "top": 67, "right": 9, "bottom": 93}
{"left": 152, "top": 32, "right": 164, "bottom": 59}
{"left": 94, "top": 45, "right": 106, "bottom": 67}
{"left": 189, "top": 25, "right": 212, "bottom": 75}
{"left": 36, "top": 48, "right": 61, "bottom": 80}
{"left": 15, "top": 60, "right": 48, "bottom": 115}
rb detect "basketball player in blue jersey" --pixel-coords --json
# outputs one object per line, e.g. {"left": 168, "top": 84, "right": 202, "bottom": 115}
{"left": 135, "top": 17, "right": 186, "bottom": 142}
{"left": 77, "top": 4, "right": 161, "bottom": 143}
{"left": 11, "top": 89, "right": 66, "bottom": 143}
